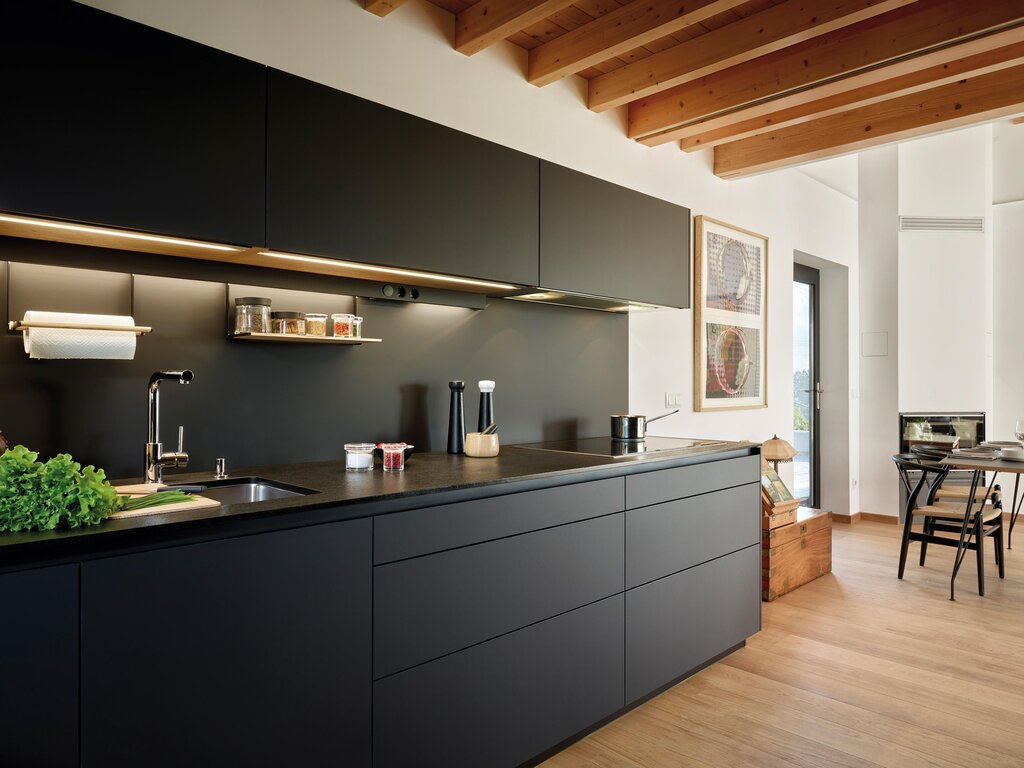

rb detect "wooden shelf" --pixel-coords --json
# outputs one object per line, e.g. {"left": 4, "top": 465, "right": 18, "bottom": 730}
{"left": 229, "top": 332, "right": 382, "bottom": 345}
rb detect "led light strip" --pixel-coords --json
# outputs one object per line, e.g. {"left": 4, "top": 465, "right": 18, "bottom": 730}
{"left": 258, "top": 250, "right": 518, "bottom": 291}
{"left": 0, "top": 213, "right": 241, "bottom": 252}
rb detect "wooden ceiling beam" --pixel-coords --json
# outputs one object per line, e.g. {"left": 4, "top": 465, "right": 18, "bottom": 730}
{"left": 363, "top": 0, "right": 407, "bottom": 17}
{"left": 628, "top": 0, "right": 1024, "bottom": 141}
{"left": 679, "top": 37, "right": 1024, "bottom": 150}
{"left": 586, "top": 0, "right": 913, "bottom": 112}
{"left": 455, "top": 0, "right": 580, "bottom": 55}
{"left": 712, "top": 64, "right": 1024, "bottom": 178}
{"left": 526, "top": 0, "right": 747, "bottom": 87}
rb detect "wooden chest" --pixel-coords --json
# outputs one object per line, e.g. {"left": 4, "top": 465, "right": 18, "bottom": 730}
{"left": 762, "top": 507, "right": 832, "bottom": 602}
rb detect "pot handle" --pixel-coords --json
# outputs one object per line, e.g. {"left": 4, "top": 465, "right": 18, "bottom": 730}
{"left": 645, "top": 409, "right": 680, "bottom": 425}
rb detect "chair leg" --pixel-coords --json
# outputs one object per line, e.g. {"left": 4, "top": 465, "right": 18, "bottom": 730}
{"left": 919, "top": 517, "right": 931, "bottom": 566}
{"left": 898, "top": 510, "right": 915, "bottom": 580}
{"left": 976, "top": 516, "right": 986, "bottom": 597}
{"left": 997, "top": 516, "right": 1006, "bottom": 579}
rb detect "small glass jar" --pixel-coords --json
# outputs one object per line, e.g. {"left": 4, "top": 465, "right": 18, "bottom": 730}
{"left": 332, "top": 313, "right": 354, "bottom": 338}
{"left": 351, "top": 316, "right": 363, "bottom": 338}
{"left": 271, "top": 311, "right": 306, "bottom": 335}
{"left": 234, "top": 296, "right": 271, "bottom": 335}
{"left": 381, "top": 443, "right": 407, "bottom": 472}
{"left": 305, "top": 313, "right": 327, "bottom": 337}
{"left": 344, "top": 443, "right": 375, "bottom": 472}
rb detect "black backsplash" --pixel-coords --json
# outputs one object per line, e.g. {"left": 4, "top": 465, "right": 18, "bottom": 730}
{"left": 0, "top": 239, "right": 628, "bottom": 479}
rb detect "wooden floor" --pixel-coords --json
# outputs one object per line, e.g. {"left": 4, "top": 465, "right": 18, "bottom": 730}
{"left": 543, "top": 521, "right": 1024, "bottom": 767}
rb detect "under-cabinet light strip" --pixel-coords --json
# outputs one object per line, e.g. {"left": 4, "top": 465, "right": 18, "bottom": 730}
{"left": 258, "top": 250, "right": 518, "bottom": 291}
{"left": 0, "top": 214, "right": 242, "bottom": 252}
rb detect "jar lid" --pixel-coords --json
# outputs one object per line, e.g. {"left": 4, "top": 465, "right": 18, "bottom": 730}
{"left": 344, "top": 442, "right": 376, "bottom": 451}
{"left": 305, "top": 313, "right": 328, "bottom": 319}
{"left": 379, "top": 442, "right": 408, "bottom": 449}
{"left": 235, "top": 296, "right": 272, "bottom": 306}
{"left": 271, "top": 311, "right": 306, "bottom": 319}
{"left": 353, "top": 316, "right": 364, "bottom": 322}
{"left": 331, "top": 313, "right": 354, "bottom": 320}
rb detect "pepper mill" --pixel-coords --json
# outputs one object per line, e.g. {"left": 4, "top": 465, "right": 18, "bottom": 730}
{"left": 477, "top": 380, "right": 495, "bottom": 433}
{"left": 447, "top": 380, "right": 466, "bottom": 454}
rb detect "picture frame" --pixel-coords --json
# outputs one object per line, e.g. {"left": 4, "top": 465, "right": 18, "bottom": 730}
{"left": 693, "top": 215, "right": 769, "bottom": 412}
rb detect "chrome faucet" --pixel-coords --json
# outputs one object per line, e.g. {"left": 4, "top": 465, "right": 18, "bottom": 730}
{"left": 145, "top": 370, "right": 193, "bottom": 484}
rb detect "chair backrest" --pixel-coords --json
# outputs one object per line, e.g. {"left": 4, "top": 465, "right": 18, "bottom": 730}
{"left": 891, "top": 453, "right": 950, "bottom": 516}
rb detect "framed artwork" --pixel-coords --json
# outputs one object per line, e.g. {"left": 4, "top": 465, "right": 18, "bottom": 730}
{"left": 693, "top": 216, "right": 768, "bottom": 411}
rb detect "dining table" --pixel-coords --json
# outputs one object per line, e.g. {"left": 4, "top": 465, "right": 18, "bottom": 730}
{"left": 940, "top": 454, "right": 1024, "bottom": 594}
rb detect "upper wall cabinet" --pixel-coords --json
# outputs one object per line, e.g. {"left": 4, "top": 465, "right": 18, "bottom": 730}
{"left": 266, "top": 70, "right": 540, "bottom": 287}
{"left": 540, "top": 162, "right": 690, "bottom": 308}
{"left": 0, "top": 1, "right": 266, "bottom": 246}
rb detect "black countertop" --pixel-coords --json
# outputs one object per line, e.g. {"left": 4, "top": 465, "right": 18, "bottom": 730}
{"left": 0, "top": 440, "right": 758, "bottom": 568}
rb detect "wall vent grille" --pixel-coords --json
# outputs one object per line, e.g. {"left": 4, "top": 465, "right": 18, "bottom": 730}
{"left": 899, "top": 216, "right": 985, "bottom": 233}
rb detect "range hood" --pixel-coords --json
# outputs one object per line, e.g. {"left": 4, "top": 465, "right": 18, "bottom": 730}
{"left": 502, "top": 287, "right": 662, "bottom": 314}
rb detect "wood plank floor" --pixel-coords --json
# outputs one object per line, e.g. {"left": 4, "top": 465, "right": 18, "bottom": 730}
{"left": 543, "top": 521, "right": 1024, "bottom": 767}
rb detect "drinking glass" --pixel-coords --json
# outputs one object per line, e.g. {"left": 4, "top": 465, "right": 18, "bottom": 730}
{"left": 1015, "top": 418, "right": 1024, "bottom": 444}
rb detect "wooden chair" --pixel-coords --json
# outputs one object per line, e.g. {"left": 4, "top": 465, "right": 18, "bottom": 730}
{"left": 892, "top": 454, "right": 1005, "bottom": 599}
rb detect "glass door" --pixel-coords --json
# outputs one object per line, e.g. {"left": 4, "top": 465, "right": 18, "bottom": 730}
{"left": 793, "top": 264, "right": 820, "bottom": 507}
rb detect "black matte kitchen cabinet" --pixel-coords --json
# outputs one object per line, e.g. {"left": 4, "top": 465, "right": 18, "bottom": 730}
{"left": 374, "top": 594, "right": 624, "bottom": 768}
{"left": 0, "top": 565, "right": 79, "bottom": 768}
{"left": 81, "top": 519, "right": 371, "bottom": 768}
{"left": 540, "top": 161, "right": 690, "bottom": 307}
{"left": 0, "top": 1, "right": 265, "bottom": 246}
{"left": 267, "top": 69, "right": 539, "bottom": 286}
{"left": 625, "top": 544, "right": 760, "bottom": 704}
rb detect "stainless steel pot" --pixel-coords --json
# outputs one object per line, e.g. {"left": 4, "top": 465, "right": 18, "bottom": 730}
{"left": 610, "top": 410, "right": 679, "bottom": 441}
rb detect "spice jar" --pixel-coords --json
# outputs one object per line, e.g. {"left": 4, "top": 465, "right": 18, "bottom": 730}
{"left": 381, "top": 443, "right": 407, "bottom": 472}
{"left": 344, "top": 443, "right": 375, "bottom": 472}
{"left": 305, "top": 313, "right": 327, "bottom": 337}
{"left": 234, "top": 297, "right": 271, "bottom": 335}
{"left": 351, "top": 316, "right": 363, "bottom": 338}
{"left": 271, "top": 311, "right": 306, "bottom": 335}
{"left": 332, "top": 313, "right": 354, "bottom": 337}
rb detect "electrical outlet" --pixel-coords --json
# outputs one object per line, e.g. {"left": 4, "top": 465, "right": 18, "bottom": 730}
{"left": 664, "top": 392, "right": 682, "bottom": 407}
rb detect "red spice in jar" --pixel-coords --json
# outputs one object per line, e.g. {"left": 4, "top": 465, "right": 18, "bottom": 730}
{"left": 381, "top": 443, "right": 406, "bottom": 471}
{"left": 332, "top": 313, "right": 354, "bottom": 337}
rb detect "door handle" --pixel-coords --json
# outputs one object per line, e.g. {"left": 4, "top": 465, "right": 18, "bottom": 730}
{"left": 801, "top": 383, "right": 822, "bottom": 410}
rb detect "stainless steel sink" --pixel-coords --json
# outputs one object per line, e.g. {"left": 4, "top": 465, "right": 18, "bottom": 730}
{"left": 169, "top": 477, "right": 317, "bottom": 505}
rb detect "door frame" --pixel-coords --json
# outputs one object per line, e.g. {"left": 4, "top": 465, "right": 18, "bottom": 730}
{"left": 794, "top": 263, "right": 821, "bottom": 508}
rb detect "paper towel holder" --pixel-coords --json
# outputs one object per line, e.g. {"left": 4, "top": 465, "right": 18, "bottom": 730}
{"left": 7, "top": 319, "right": 152, "bottom": 335}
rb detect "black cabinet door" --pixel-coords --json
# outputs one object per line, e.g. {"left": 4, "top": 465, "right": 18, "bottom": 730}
{"left": 0, "top": 0, "right": 265, "bottom": 246}
{"left": 540, "top": 161, "right": 690, "bottom": 307}
{"left": 374, "top": 594, "right": 624, "bottom": 768}
{"left": 267, "top": 69, "right": 539, "bottom": 286}
{"left": 0, "top": 565, "right": 78, "bottom": 768}
{"left": 81, "top": 519, "right": 371, "bottom": 768}
{"left": 625, "top": 544, "right": 760, "bottom": 704}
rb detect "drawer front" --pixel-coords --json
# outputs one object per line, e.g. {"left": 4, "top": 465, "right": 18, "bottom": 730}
{"left": 374, "top": 594, "right": 624, "bottom": 768}
{"left": 625, "top": 454, "right": 759, "bottom": 509}
{"left": 626, "top": 482, "right": 760, "bottom": 588}
{"left": 374, "top": 513, "right": 623, "bottom": 678}
{"left": 625, "top": 544, "right": 760, "bottom": 704}
{"left": 374, "top": 477, "right": 624, "bottom": 564}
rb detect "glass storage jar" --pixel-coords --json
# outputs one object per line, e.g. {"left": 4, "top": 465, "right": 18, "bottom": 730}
{"left": 233, "top": 296, "right": 271, "bottom": 335}
{"left": 305, "top": 313, "right": 328, "bottom": 337}
{"left": 344, "top": 443, "right": 375, "bottom": 472}
{"left": 351, "top": 316, "right": 363, "bottom": 338}
{"left": 271, "top": 311, "right": 306, "bottom": 335}
{"left": 381, "top": 443, "right": 407, "bottom": 472}
{"left": 332, "top": 313, "right": 354, "bottom": 338}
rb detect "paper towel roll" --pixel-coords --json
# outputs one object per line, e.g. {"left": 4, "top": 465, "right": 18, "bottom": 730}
{"left": 22, "top": 311, "right": 138, "bottom": 360}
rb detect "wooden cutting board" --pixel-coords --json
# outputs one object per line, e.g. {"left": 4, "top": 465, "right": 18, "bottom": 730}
{"left": 110, "top": 486, "right": 222, "bottom": 519}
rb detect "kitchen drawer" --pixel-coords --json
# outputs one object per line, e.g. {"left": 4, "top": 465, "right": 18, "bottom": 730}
{"left": 374, "top": 477, "right": 624, "bottom": 564}
{"left": 625, "top": 544, "right": 760, "bottom": 704}
{"left": 374, "top": 594, "right": 624, "bottom": 768}
{"left": 626, "top": 482, "right": 760, "bottom": 588}
{"left": 374, "top": 512, "right": 623, "bottom": 678}
{"left": 625, "top": 454, "right": 759, "bottom": 509}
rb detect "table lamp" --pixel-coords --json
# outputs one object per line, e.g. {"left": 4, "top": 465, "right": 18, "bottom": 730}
{"left": 762, "top": 434, "right": 797, "bottom": 472}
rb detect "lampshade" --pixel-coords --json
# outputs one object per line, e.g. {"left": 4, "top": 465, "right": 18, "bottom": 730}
{"left": 762, "top": 434, "right": 797, "bottom": 465}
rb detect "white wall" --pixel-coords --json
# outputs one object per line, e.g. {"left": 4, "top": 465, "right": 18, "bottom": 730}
{"left": 80, "top": 0, "right": 859, "bottom": 507}
{"left": 858, "top": 146, "right": 900, "bottom": 516}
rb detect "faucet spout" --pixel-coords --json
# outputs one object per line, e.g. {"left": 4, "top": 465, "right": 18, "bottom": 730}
{"left": 145, "top": 370, "right": 194, "bottom": 484}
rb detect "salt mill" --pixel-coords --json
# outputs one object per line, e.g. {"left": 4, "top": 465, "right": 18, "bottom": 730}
{"left": 477, "top": 380, "right": 495, "bottom": 433}
{"left": 447, "top": 380, "right": 466, "bottom": 454}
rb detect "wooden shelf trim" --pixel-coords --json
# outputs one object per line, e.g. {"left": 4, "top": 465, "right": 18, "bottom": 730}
{"left": 230, "top": 332, "right": 383, "bottom": 345}
{"left": 712, "top": 63, "right": 1024, "bottom": 178}
{"left": 628, "top": 0, "right": 1024, "bottom": 143}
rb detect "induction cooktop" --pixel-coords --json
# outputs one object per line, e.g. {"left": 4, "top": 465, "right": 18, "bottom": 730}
{"left": 514, "top": 436, "right": 727, "bottom": 460}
